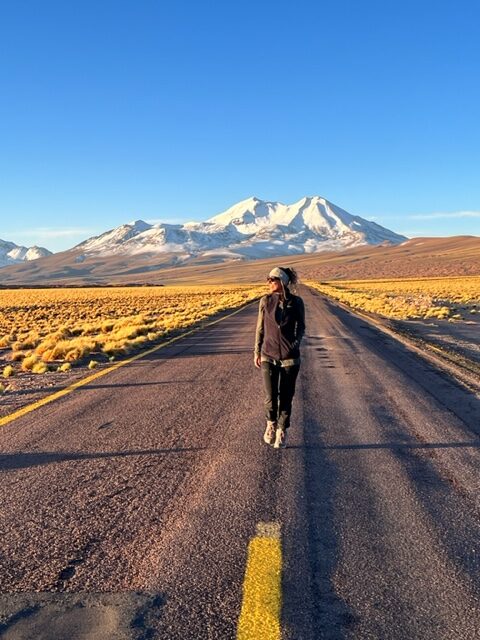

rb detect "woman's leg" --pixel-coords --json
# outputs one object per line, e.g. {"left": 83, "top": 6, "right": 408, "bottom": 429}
{"left": 261, "top": 361, "right": 280, "bottom": 423}
{"left": 277, "top": 365, "right": 300, "bottom": 430}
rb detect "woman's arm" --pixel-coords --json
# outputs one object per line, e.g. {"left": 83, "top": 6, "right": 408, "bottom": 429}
{"left": 254, "top": 296, "right": 266, "bottom": 367}
{"left": 294, "top": 297, "right": 306, "bottom": 346}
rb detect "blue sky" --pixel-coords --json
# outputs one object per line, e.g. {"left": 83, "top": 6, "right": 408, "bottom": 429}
{"left": 1, "top": 0, "right": 479, "bottom": 252}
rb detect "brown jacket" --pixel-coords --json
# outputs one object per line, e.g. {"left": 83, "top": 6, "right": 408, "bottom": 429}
{"left": 254, "top": 293, "right": 305, "bottom": 365}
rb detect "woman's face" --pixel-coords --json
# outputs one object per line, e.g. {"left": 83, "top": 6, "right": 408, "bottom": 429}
{"left": 267, "top": 276, "right": 283, "bottom": 293}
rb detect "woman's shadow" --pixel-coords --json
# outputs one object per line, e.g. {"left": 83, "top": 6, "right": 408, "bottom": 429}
{"left": 281, "top": 418, "right": 358, "bottom": 637}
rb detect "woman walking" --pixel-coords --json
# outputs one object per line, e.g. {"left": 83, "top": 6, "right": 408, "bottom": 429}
{"left": 254, "top": 267, "right": 305, "bottom": 448}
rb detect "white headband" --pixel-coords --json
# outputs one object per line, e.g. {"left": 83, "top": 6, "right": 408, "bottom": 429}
{"left": 268, "top": 267, "right": 289, "bottom": 285}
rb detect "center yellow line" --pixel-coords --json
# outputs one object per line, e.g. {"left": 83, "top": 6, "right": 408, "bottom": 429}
{"left": 237, "top": 522, "right": 282, "bottom": 640}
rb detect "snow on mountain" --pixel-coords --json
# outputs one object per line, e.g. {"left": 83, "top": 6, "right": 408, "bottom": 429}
{"left": 75, "top": 220, "right": 152, "bottom": 253}
{"left": 76, "top": 219, "right": 244, "bottom": 257}
{"left": 72, "top": 196, "right": 407, "bottom": 261}
{"left": 0, "top": 239, "right": 52, "bottom": 267}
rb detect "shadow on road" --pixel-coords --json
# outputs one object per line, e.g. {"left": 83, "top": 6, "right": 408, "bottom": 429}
{"left": 0, "top": 447, "right": 207, "bottom": 472}
{"left": 326, "top": 300, "right": 480, "bottom": 436}
{"left": 288, "top": 441, "right": 480, "bottom": 451}
{"left": 300, "top": 410, "right": 357, "bottom": 638}
{"left": 8, "top": 379, "right": 209, "bottom": 396}
{"left": 0, "top": 591, "right": 167, "bottom": 640}
{"left": 303, "top": 412, "right": 355, "bottom": 640}
{"left": 385, "top": 426, "right": 480, "bottom": 593}
{"left": 281, "top": 373, "right": 358, "bottom": 639}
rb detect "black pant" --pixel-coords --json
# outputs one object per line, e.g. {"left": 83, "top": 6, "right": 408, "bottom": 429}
{"left": 261, "top": 361, "right": 300, "bottom": 430}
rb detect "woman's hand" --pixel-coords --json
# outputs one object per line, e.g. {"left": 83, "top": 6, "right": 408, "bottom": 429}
{"left": 254, "top": 355, "right": 261, "bottom": 368}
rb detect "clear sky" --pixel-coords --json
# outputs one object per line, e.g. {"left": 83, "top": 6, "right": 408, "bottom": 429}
{"left": 1, "top": 0, "right": 479, "bottom": 252}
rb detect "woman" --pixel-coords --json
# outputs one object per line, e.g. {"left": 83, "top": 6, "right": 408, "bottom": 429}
{"left": 254, "top": 266, "right": 305, "bottom": 448}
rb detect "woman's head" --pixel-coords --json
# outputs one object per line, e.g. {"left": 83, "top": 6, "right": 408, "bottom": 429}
{"left": 267, "top": 267, "right": 298, "bottom": 294}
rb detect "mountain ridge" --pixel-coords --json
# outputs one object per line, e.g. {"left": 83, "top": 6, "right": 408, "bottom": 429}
{"left": 0, "top": 236, "right": 477, "bottom": 287}
{"left": 72, "top": 195, "right": 407, "bottom": 261}
{"left": 0, "top": 239, "right": 52, "bottom": 268}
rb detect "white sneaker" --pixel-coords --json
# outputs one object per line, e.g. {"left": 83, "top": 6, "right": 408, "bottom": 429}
{"left": 263, "top": 421, "right": 276, "bottom": 445}
{"left": 273, "top": 428, "right": 286, "bottom": 449}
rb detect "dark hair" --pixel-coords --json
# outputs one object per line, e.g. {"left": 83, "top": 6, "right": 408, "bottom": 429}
{"left": 280, "top": 267, "right": 298, "bottom": 286}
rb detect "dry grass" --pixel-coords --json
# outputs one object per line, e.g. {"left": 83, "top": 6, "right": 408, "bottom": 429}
{"left": 306, "top": 275, "right": 480, "bottom": 320}
{"left": 0, "top": 284, "right": 264, "bottom": 376}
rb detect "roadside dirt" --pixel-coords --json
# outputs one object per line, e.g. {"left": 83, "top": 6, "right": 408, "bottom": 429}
{"left": 0, "top": 361, "right": 106, "bottom": 420}
{"left": 390, "top": 316, "right": 480, "bottom": 365}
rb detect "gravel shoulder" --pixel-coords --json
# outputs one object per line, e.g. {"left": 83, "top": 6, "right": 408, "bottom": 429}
{"left": 390, "top": 315, "right": 480, "bottom": 365}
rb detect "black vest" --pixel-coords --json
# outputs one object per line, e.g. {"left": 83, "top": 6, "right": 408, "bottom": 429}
{"left": 262, "top": 294, "right": 301, "bottom": 361}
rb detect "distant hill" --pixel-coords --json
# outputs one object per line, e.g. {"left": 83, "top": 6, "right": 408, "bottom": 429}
{"left": 0, "top": 239, "right": 52, "bottom": 268}
{"left": 147, "top": 236, "right": 480, "bottom": 285}
{"left": 0, "top": 236, "right": 478, "bottom": 286}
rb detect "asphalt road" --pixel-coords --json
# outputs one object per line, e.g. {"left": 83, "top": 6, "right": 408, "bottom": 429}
{"left": 0, "top": 286, "right": 479, "bottom": 639}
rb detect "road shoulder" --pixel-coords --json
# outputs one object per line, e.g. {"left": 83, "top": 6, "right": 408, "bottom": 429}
{"left": 305, "top": 286, "right": 480, "bottom": 395}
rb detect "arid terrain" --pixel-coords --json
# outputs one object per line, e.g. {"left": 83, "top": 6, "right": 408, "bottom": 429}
{"left": 0, "top": 236, "right": 478, "bottom": 286}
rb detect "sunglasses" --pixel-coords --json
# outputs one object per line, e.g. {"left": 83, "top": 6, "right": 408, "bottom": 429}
{"left": 267, "top": 277, "right": 280, "bottom": 283}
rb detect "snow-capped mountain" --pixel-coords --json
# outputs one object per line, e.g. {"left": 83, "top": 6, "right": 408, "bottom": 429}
{"left": 74, "top": 196, "right": 406, "bottom": 260}
{"left": 74, "top": 196, "right": 406, "bottom": 261}
{"left": 0, "top": 239, "right": 52, "bottom": 268}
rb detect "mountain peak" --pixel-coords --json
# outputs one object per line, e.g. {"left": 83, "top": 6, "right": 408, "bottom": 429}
{"left": 299, "top": 195, "right": 326, "bottom": 205}
{"left": 127, "top": 219, "right": 151, "bottom": 231}
{"left": 0, "top": 239, "right": 52, "bottom": 267}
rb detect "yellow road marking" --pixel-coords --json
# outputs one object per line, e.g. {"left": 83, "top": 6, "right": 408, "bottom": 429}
{"left": 237, "top": 522, "right": 282, "bottom": 640}
{"left": 0, "top": 302, "right": 256, "bottom": 428}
